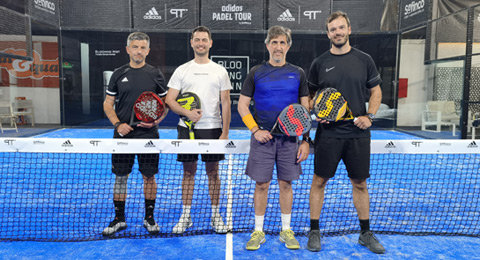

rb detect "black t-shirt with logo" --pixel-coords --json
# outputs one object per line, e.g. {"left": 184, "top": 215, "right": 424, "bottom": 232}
{"left": 308, "top": 47, "right": 382, "bottom": 138}
{"left": 106, "top": 63, "right": 168, "bottom": 129}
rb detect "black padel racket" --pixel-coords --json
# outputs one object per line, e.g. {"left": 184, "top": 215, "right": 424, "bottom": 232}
{"left": 270, "top": 104, "right": 312, "bottom": 137}
{"left": 313, "top": 87, "right": 355, "bottom": 122}
{"left": 129, "top": 91, "right": 165, "bottom": 126}
{"left": 176, "top": 92, "right": 201, "bottom": 139}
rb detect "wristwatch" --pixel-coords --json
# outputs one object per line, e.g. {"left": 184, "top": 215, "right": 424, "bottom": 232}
{"left": 302, "top": 136, "right": 312, "bottom": 144}
{"left": 367, "top": 113, "right": 375, "bottom": 122}
{"left": 114, "top": 122, "right": 122, "bottom": 130}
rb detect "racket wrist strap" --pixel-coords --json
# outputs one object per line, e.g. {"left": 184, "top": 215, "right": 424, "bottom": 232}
{"left": 242, "top": 114, "right": 258, "bottom": 131}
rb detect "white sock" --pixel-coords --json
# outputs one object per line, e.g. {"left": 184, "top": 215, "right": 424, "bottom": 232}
{"left": 281, "top": 213, "right": 291, "bottom": 231}
{"left": 182, "top": 205, "right": 191, "bottom": 219}
{"left": 255, "top": 215, "right": 264, "bottom": 232}
{"left": 211, "top": 205, "right": 220, "bottom": 219}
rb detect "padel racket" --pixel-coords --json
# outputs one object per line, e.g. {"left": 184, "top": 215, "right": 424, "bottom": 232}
{"left": 270, "top": 104, "right": 312, "bottom": 137}
{"left": 313, "top": 87, "right": 355, "bottom": 122}
{"left": 129, "top": 91, "right": 165, "bottom": 126}
{"left": 176, "top": 92, "right": 201, "bottom": 139}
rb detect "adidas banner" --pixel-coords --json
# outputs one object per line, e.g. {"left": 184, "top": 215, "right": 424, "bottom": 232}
{"left": 268, "top": 0, "right": 330, "bottom": 31}
{"left": 200, "top": 0, "right": 264, "bottom": 30}
{"left": 132, "top": 0, "right": 197, "bottom": 29}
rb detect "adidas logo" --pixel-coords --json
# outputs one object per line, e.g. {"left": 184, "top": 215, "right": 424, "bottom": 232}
{"left": 145, "top": 140, "right": 156, "bottom": 147}
{"left": 467, "top": 141, "right": 478, "bottom": 148}
{"left": 121, "top": 77, "right": 128, "bottom": 82}
{"left": 225, "top": 141, "right": 236, "bottom": 148}
{"left": 385, "top": 141, "right": 396, "bottom": 148}
{"left": 144, "top": 7, "right": 162, "bottom": 20}
{"left": 277, "top": 9, "right": 295, "bottom": 22}
{"left": 62, "top": 140, "right": 73, "bottom": 147}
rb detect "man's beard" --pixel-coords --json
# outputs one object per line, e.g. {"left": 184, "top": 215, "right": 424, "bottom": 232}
{"left": 331, "top": 35, "right": 348, "bottom": 48}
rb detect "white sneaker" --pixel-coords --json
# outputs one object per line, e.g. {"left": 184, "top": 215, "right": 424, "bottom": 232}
{"left": 172, "top": 217, "right": 192, "bottom": 234}
{"left": 211, "top": 215, "right": 228, "bottom": 234}
{"left": 143, "top": 218, "right": 160, "bottom": 235}
{"left": 102, "top": 218, "right": 127, "bottom": 236}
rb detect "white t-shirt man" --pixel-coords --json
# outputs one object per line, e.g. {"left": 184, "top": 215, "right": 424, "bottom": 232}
{"left": 168, "top": 60, "right": 232, "bottom": 129}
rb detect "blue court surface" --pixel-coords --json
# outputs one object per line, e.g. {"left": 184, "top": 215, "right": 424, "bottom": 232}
{"left": 0, "top": 129, "right": 479, "bottom": 260}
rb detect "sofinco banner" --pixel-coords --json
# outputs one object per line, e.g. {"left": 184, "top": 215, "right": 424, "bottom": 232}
{"left": 133, "top": 0, "right": 197, "bottom": 29}
{"left": 399, "top": 0, "right": 430, "bottom": 30}
{"left": 268, "top": 0, "right": 330, "bottom": 31}
{"left": 201, "top": 0, "right": 264, "bottom": 30}
{"left": 30, "top": 0, "right": 59, "bottom": 27}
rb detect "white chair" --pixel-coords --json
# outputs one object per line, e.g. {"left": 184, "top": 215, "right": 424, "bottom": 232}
{"left": 421, "top": 101, "right": 459, "bottom": 135}
{"left": 12, "top": 99, "right": 35, "bottom": 126}
{"left": 0, "top": 100, "right": 18, "bottom": 133}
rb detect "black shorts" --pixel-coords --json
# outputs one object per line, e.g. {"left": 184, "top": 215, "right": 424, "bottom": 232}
{"left": 176, "top": 126, "right": 225, "bottom": 162}
{"left": 112, "top": 127, "right": 159, "bottom": 177}
{"left": 314, "top": 137, "right": 371, "bottom": 180}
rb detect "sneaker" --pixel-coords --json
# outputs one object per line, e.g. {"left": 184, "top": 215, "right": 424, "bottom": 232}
{"left": 143, "top": 216, "right": 160, "bottom": 235}
{"left": 102, "top": 218, "right": 127, "bottom": 236}
{"left": 245, "top": 230, "right": 266, "bottom": 251}
{"left": 306, "top": 230, "right": 321, "bottom": 252}
{"left": 279, "top": 229, "right": 300, "bottom": 250}
{"left": 359, "top": 231, "right": 385, "bottom": 254}
{"left": 211, "top": 215, "right": 228, "bottom": 234}
{"left": 172, "top": 217, "right": 192, "bottom": 234}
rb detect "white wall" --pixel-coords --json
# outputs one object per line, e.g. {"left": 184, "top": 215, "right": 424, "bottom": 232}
{"left": 0, "top": 86, "right": 60, "bottom": 124}
{"left": 398, "top": 39, "right": 428, "bottom": 126}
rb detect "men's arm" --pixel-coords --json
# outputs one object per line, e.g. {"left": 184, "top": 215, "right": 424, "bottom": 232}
{"left": 103, "top": 95, "right": 119, "bottom": 125}
{"left": 219, "top": 89, "right": 231, "bottom": 139}
{"left": 367, "top": 85, "right": 382, "bottom": 115}
{"left": 103, "top": 95, "right": 133, "bottom": 135}
{"left": 353, "top": 85, "right": 382, "bottom": 130}
{"left": 296, "top": 96, "right": 310, "bottom": 163}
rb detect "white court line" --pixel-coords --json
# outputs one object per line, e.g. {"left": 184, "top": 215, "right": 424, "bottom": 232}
{"left": 225, "top": 154, "right": 234, "bottom": 260}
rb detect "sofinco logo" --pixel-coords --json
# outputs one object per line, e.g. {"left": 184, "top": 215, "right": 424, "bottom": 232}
{"left": 34, "top": 0, "right": 55, "bottom": 12}
{"left": 198, "top": 142, "right": 209, "bottom": 146}
{"left": 144, "top": 7, "right": 162, "bottom": 20}
{"left": 404, "top": 0, "right": 425, "bottom": 16}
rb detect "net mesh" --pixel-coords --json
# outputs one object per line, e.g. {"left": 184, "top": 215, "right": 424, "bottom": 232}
{"left": 0, "top": 138, "right": 479, "bottom": 241}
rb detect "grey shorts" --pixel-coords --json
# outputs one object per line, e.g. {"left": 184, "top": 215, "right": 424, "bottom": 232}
{"left": 245, "top": 135, "right": 302, "bottom": 183}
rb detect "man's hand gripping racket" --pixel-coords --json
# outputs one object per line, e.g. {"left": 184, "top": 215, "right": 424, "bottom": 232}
{"left": 176, "top": 92, "right": 201, "bottom": 139}
{"left": 119, "top": 91, "right": 165, "bottom": 137}
{"left": 312, "top": 87, "right": 355, "bottom": 123}
{"left": 270, "top": 104, "right": 312, "bottom": 137}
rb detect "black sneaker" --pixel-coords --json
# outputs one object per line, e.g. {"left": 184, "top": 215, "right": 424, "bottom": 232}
{"left": 102, "top": 218, "right": 127, "bottom": 236}
{"left": 144, "top": 216, "right": 160, "bottom": 235}
{"left": 306, "top": 230, "right": 321, "bottom": 252}
{"left": 359, "top": 231, "right": 385, "bottom": 254}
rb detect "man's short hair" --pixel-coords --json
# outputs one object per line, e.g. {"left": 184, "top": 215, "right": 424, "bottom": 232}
{"left": 191, "top": 26, "right": 212, "bottom": 40}
{"left": 127, "top": 32, "right": 150, "bottom": 47}
{"left": 326, "top": 11, "right": 351, "bottom": 31}
{"left": 264, "top": 25, "right": 292, "bottom": 45}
